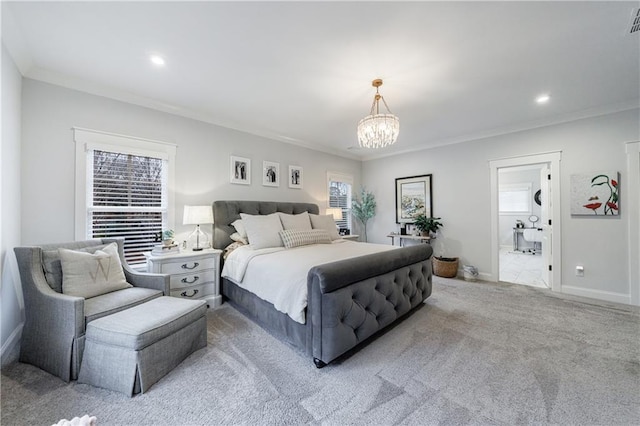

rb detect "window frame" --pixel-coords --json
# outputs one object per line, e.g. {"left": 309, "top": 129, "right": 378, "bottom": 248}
{"left": 74, "top": 128, "right": 177, "bottom": 262}
{"left": 326, "top": 171, "right": 354, "bottom": 232}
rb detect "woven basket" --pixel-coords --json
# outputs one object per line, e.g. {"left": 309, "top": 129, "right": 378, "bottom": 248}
{"left": 432, "top": 256, "right": 459, "bottom": 278}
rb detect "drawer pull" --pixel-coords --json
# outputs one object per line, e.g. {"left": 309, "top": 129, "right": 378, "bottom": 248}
{"left": 181, "top": 262, "right": 199, "bottom": 270}
{"left": 181, "top": 289, "right": 199, "bottom": 298}
{"left": 181, "top": 276, "right": 200, "bottom": 284}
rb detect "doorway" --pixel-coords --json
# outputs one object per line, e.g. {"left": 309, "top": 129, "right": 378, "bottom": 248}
{"left": 489, "top": 152, "right": 562, "bottom": 292}
{"left": 497, "top": 165, "right": 548, "bottom": 288}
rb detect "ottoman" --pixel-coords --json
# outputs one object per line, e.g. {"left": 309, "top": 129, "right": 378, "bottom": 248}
{"left": 78, "top": 296, "right": 207, "bottom": 396}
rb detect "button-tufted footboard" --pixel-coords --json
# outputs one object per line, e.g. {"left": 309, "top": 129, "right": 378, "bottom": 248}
{"left": 307, "top": 244, "right": 433, "bottom": 366}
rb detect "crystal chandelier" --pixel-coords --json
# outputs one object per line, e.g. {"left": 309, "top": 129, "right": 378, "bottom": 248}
{"left": 357, "top": 79, "right": 400, "bottom": 149}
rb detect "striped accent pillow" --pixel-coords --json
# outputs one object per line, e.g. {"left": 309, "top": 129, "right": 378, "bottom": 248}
{"left": 279, "top": 229, "right": 332, "bottom": 249}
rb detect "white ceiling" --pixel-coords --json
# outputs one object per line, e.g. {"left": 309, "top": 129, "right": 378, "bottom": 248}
{"left": 3, "top": 1, "right": 639, "bottom": 160}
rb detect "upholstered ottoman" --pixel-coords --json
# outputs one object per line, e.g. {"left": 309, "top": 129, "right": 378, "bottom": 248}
{"left": 78, "top": 296, "right": 207, "bottom": 396}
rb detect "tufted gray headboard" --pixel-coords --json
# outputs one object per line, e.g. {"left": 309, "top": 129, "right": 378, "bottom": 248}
{"left": 212, "top": 200, "right": 320, "bottom": 249}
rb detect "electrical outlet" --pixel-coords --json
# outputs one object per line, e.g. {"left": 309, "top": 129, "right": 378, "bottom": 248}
{"left": 576, "top": 266, "right": 584, "bottom": 277}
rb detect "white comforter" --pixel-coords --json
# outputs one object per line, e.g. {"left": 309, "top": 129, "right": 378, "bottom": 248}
{"left": 221, "top": 240, "right": 396, "bottom": 324}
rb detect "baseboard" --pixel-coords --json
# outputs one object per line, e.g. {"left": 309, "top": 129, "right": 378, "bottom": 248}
{"left": 1, "top": 323, "right": 23, "bottom": 367}
{"left": 561, "top": 286, "right": 631, "bottom": 305}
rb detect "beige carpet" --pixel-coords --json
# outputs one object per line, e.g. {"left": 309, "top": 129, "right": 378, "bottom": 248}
{"left": 2, "top": 277, "right": 639, "bottom": 425}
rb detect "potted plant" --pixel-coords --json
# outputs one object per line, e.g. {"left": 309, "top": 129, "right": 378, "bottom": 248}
{"left": 162, "top": 229, "right": 175, "bottom": 246}
{"left": 413, "top": 214, "right": 443, "bottom": 237}
{"left": 351, "top": 187, "right": 376, "bottom": 242}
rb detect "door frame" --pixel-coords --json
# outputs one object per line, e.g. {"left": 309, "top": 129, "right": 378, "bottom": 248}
{"left": 626, "top": 141, "right": 640, "bottom": 306}
{"left": 489, "top": 151, "right": 562, "bottom": 292}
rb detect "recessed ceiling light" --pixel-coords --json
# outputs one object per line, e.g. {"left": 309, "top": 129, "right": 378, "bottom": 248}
{"left": 150, "top": 55, "right": 165, "bottom": 66}
{"left": 536, "top": 94, "right": 551, "bottom": 104}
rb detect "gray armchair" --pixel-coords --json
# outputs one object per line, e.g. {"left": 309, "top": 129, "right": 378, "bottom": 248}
{"left": 14, "top": 238, "right": 170, "bottom": 382}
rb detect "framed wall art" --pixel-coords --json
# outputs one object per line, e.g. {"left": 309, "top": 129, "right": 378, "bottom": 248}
{"left": 263, "top": 161, "right": 280, "bottom": 187}
{"left": 288, "top": 165, "right": 303, "bottom": 189}
{"left": 570, "top": 171, "right": 619, "bottom": 216}
{"left": 395, "top": 174, "right": 432, "bottom": 224}
{"left": 230, "top": 155, "right": 251, "bottom": 185}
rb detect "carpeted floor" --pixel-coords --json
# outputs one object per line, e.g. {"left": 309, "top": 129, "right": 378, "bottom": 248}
{"left": 2, "top": 277, "right": 639, "bottom": 425}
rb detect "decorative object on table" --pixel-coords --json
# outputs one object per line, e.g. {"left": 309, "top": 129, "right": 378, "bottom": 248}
{"left": 570, "top": 171, "right": 619, "bottom": 216}
{"left": 183, "top": 205, "right": 213, "bottom": 251}
{"left": 161, "top": 229, "right": 175, "bottom": 245}
{"left": 432, "top": 256, "right": 459, "bottom": 278}
{"left": 230, "top": 155, "right": 251, "bottom": 185}
{"left": 528, "top": 215, "right": 539, "bottom": 228}
{"left": 357, "top": 78, "right": 400, "bottom": 149}
{"left": 351, "top": 187, "right": 376, "bottom": 242}
{"left": 396, "top": 174, "right": 432, "bottom": 224}
{"left": 288, "top": 165, "right": 303, "bottom": 189}
{"left": 262, "top": 161, "right": 280, "bottom": 187}
{"left": 413, "top": 214, "right": 443, "bottom": 237}
{"left": 515, "top": 220, "right": 524, "bottom": 229}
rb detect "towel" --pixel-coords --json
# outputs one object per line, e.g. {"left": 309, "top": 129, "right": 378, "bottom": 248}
{"left": 523, "top": 228, "right": 542, "bottom": 242}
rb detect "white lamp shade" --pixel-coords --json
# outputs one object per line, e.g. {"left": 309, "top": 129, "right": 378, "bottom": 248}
{"left": 183, "top": 205, "right": 213, "bottom": 225}
{"left": 326, "top": 208, "right": 343, "bottom": 221}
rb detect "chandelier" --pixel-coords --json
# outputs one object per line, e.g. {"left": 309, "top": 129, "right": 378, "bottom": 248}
{"left": 357, "top": 79, "right": 400, "bottom": 149}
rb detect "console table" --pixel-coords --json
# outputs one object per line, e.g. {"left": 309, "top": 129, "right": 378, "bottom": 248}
{"left": 387, "top": 234, "right": 432, "bottom": 246}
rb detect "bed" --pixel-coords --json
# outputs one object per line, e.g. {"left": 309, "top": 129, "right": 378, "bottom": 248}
{"left": 213, "top": 200, "right": 433, "bottom": 367}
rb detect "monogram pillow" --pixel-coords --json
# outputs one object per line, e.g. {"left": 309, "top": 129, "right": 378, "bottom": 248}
{"left": 59, "top": 242, "right": 131, "bottom": 298}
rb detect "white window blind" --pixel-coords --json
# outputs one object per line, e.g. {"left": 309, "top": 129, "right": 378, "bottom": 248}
{"left": 88, "top": 149, "right": 168, "bottom": 264}
{"left": 499, "top": 184, "right": 532, "bottom": 214}
{"left": 327, "top": 172, "right": 353, "bottom": 231}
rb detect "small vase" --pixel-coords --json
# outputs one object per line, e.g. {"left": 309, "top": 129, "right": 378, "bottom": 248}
{"left": 162, "top": 239, "right": 174, "bottom": 246}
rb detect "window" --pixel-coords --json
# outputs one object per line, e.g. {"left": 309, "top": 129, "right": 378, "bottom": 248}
{"left": 327, "top": 172, "right": 353, "bottom": 231}
{"left": 74, "top": 129, "right": 176, "bottom": 265}
{"left": 499, "top": 183, "right": 532, "bottom": 214}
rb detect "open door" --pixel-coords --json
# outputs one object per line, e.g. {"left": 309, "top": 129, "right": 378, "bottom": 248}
{"left": 540, "top": 166, "right": 551, "bottom": 288}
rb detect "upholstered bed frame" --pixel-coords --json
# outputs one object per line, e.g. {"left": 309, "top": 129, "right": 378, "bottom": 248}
{"left": 212, "top": 200, "right": 433, "bottom": 367}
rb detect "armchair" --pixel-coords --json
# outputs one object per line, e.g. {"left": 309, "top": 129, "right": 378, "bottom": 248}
{"left": 14, "top": 237, "right": 169, "bottom": 382}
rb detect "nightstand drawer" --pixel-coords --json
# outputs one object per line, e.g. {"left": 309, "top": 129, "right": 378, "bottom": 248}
{"left": 170, "top": 282, "right": 215, "bottom": 299}
{"left": 159, "top": 257, "right": 217, "bottom": 274}
{"left": 170, "top": 269, "right": 216, "bottom": 289}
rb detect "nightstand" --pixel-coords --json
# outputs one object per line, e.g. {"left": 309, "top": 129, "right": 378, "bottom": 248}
{"left": 145, "top": 249, "right": 222, "bottom": 308}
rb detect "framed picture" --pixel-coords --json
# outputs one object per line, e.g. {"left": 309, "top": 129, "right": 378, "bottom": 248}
{"left": 288, "top": 165, "right": 303, "bottom": 189}
{"left": 263, "top": 161, "right": 280, "bottom": 187}
{"left": 395, "top": 174, "right": 432, "bottom": 224}
{"left": 230, "top": 156, "right": 251, "bottom": 185}
{"left": 570, "top": 171, "right": 619, "bottom": 216}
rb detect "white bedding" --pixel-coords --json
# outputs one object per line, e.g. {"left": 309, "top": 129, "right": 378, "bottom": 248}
{"left": 221, "top": 240, "right": 396, "bottom": 324}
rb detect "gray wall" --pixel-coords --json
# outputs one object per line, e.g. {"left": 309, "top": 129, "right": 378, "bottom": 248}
{"left": 20, "top": 79, "right": 362, "bottom": 245}
{"left": 1, "top": 45, "right": 23, "bottom": 365}
{"left": 363, "top": 108, "right": 639, "bottom": 304}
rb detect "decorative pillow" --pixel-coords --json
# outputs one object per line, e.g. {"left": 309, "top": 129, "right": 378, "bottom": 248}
{"left": 223, "top": 241, "right": 246, "bottom": 260}
{"left": 309, "top": 214, "right": 341, "bottom": 240}
{"left": 231, "top": 219, "right": 248, "bottom": 239}
{"left": 230, "top": 232, "right": 249, "bottom": 245}
{"left": 278, "top": 212, "right": 312, "bottom": 231}
{"left": 42, "top": 244, "right": 109, "bottom": 293}
{"left": 59, "top": 242, "right": 131, "bottom": 298}
{"left": 279, "top": 229, "right": 332, "bottom": 249}
{"left": 239, "top": 213, "right": 284, "bottom": 249}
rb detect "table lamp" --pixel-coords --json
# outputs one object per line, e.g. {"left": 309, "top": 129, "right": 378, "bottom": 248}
{"left": 183, "top": 205, "right": 213, "bottom": 251}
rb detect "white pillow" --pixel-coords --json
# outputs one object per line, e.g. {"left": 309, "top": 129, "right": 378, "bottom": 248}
{"left": 231, "top": 219, "right": 248, "bottom": 239}
{"left": 309, "top": 214, "right": 341, "bottom": 240}
{"left": 279, "top": 229, "right": 332, "bottom": 249}
{"left": 278, "top": 212, "right": 312, "bottom": 230}
{"left": 230, "top": 232, "right": 248, "bottom": 245}
{"left": 59, "top": 242, "right": 132, "bottom": 298}
{"left": 239, "top": 213, "right": 284, "bottom": 249}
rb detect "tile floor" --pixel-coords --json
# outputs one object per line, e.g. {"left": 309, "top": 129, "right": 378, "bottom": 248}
{"left": 499, "top": 247, "right": 548, "bottom": 288}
